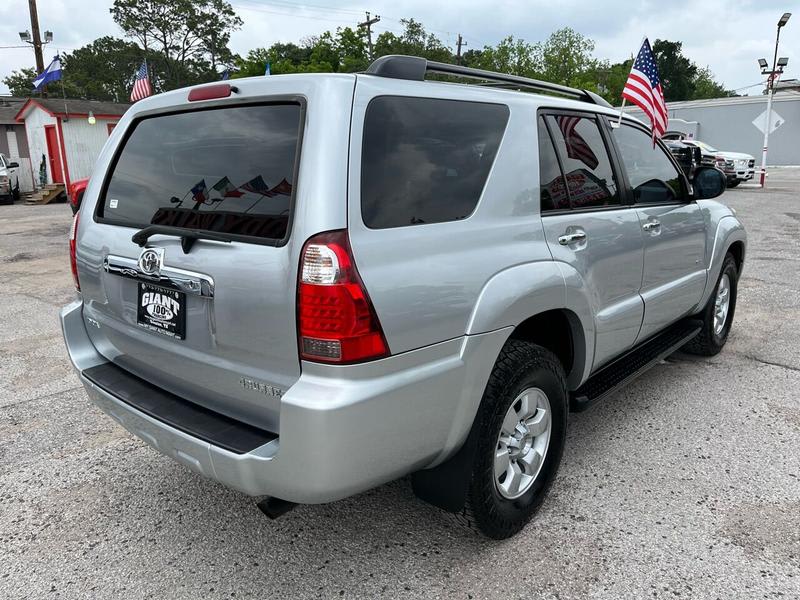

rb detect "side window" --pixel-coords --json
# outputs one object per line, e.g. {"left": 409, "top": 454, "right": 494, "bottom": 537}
{"left": 546, "top": 114, "right": 620, "bottom": 210}
{"left": 538, "top": 117, "right": 570, "bottom": 212}
{"left": 361, "top": 97, "right": 509, "bottom": 229}
{"left": 612, "top": 124, "right": 686, "bottom": 204}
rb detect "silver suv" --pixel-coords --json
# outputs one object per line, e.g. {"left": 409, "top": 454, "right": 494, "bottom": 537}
{"left": 61, "top": 56, "right": 746, "bottom": 539}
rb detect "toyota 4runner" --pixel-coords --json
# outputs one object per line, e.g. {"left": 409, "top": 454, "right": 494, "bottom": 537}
{"left": 61, "top": 56, "right": 746, "bottom": 539}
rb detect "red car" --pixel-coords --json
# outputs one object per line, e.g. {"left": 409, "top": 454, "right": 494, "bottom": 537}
{"left": 69, "top": 178, "right": 88, "bottom": 214}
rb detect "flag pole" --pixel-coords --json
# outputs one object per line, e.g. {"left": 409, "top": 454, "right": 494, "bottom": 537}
{"left": 617, "top": 39, "right": 646, "bottom": 128}
{"left": 59, "top": 57, "right": 69, "bottom": 121}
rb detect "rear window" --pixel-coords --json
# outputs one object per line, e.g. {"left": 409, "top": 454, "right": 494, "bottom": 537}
{"left": 99, "top": 103, "right": 302, "bottom": 242}
{"left": 361, "top": 96, "right": 509, "bottom": 229}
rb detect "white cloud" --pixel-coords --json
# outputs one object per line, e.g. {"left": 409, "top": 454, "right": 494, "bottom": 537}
{"left": 1, "top": 0, "right": 795, "bottom": 96}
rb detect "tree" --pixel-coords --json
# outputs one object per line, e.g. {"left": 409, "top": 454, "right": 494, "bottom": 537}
{"left": 233, "top": 27, "right": 369, "bottom": 77}
{"left": 374, "top": 19, "right": 452, "bottom": 63}
{"left": 597, "top": 59, "right": 633, "bottom": 104}
{"left": 652, "top": 39, "right": 697, "bottom": 102}
{"left": 692, "top": 67, "right": 734, "bottom": 99}
{"left": 540, "top": 28, "right": 596, "bottom": 87}
{"left": 110, "top": 0, "right": 242, "bottom": 88}
{"left": 61, "top": 37, "right": 143, "bottom": 102}
{"left": 3, "top": 68, "right": 39, "bottom": 97}
{"left": 465, "top": 36, "right": 541, "bottom": 78}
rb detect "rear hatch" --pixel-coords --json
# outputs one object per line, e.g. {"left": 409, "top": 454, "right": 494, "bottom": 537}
{"left": 78, "top": 79, "right": 352, "bottom": 432}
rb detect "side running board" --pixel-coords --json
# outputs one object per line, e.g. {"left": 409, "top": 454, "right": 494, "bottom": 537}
{"left": 570, "top": 319, "right": 702, "bottom": 412}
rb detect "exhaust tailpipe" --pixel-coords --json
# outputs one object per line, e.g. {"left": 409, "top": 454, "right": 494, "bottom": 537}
{"left": 256, "top": 496, "right": 297, "bottom": 519}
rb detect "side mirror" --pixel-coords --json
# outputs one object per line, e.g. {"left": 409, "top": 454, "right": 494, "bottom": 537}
{"left": 7, "top": 161, "right": 18, "bottom": 168}
{"left": 692, "top": 167, "right": 726, "bottom": 200}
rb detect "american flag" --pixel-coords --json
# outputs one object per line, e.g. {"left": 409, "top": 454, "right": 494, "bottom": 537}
{"left": 622, "top": 39, "right": 668, "bottom": 141}
{"left": 557, "top": 116, "right": 599, "bottom": 169}
{"left": 130, "top": 60, "right": 152, "bottom": 102}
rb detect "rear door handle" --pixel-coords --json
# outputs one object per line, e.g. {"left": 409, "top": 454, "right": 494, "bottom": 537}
{"left": 558, "top": 231, "right": 587, "bottom": 245}
{"left": 642, "top": 220, "right": 661, "bottom": 232}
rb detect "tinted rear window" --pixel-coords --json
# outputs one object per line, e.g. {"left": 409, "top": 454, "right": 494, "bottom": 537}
{"left": 361, "top": 97, "right": 509, "bottom": 229}
{"left": 100, "top": 103, "right": 302, "bottom": 242}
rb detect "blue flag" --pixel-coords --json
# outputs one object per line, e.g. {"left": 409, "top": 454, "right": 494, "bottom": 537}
{"left": 33, "top": 55, "right": 62, "bottom": 91}
{"left": 221, "top": 69, "right": 230, "bottom": 81}
{"left": 265, "top": 62, "right": 271, "bottom": 76}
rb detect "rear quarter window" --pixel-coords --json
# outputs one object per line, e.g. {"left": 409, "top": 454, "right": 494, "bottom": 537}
{"left": 361, "top": 96, "right": 509, "bottom": 229}
{"left": 98, "top": 103, "right": 303, "bottom": 243}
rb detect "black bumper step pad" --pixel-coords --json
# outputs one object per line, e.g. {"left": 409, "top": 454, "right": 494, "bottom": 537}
{"left": 83, "top": 362, "right": 277, "bottom": 454}
{"left": 570, "top": 319, "right": 702, "bottom": 411}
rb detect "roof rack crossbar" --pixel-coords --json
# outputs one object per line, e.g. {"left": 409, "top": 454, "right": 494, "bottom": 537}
{"left": 365, "top": 55, "right": 612, "bottom": 108}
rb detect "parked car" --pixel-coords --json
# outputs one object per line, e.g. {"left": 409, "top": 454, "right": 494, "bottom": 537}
{"left": 663, "top": 140, "right": 702, "bottom": 178}
{"left": 60, "top": 56, "right": 746, "bottom": 539}
{"left": 0, "top": 153, "right": 20, "bottom": 205}
{"left": 68, "top": 177, "right": 89, "bottom": 214}
{"left": 662, "top": 133, "right": 755, "bottom": 187}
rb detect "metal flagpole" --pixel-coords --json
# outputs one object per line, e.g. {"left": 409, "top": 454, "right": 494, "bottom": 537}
{"left": 59, "top": 58, "right": 69, "bottom": 121}
{"left": 616, "top": 43, "right": 643, "bottom": 128}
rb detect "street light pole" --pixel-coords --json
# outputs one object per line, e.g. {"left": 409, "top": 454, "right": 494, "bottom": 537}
{"left": 759, "top": 13, "right": 791, "bottom": 187}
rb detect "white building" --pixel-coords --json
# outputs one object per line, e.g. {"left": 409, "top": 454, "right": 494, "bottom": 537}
{"left": 15, "top": 98, "right": 130, "bottom": 190}
{"left": 623, "top": 92, "right": 800, "bottom": 166}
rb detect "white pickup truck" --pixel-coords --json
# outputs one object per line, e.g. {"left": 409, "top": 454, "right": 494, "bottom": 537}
{"left": 0, "top": 153, "right": 20, "bottom": 205}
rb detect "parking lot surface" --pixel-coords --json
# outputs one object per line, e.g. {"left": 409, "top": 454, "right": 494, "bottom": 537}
{"left": 1, "top": 173, "right": 798, "bottom": 599}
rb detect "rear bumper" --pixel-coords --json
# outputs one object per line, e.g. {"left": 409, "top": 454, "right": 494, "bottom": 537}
{"left": 61, "top": 299, "right": 507, "bottom": 503}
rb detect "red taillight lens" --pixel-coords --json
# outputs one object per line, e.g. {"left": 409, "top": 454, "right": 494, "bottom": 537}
{"left": 298, "top": 230, "right": 388, "bottom": 363}
{"left": 69, "top": 213, "right": 80, "bottom": 290}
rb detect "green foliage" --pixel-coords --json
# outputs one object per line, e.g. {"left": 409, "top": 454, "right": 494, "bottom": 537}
{"left": 3, "top": 5, "right": 733, "bottom": 105}
{"left": 652, "top": 39, "right": 697, "bottom": 102}
{"left": 62, "top": 37, "right": 144, "bottom": 102}
{"left": 540, "top": 27, "right": 596, "bottom": 87}
{"left": 693, "top": 66, "right": 736, "bottom": 99}
{"left": 373, "top": 19, "right": 452, "bottom": 63}
{"left": 3, "top": 38, "right": 142, "bottom": 101}
{"left": 110, "top": 0, "right": 242, "bottom": 88}
{"left": 233, "top": 27, "right": 368, "bottom": 77}
{"left": 465, "top": 36, "right": 540, "bottom": 77}
{"left": 3, "top": 68, "right": 40, "bottom": 97}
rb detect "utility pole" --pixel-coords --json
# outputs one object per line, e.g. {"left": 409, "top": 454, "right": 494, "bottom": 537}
{"left": 456, "top": 34, "right": 467, "bottom": 65}
{"left": 359, "top": 12, "right": 381, "bottom": 60}
{"left": 27, "top": 0, "right": 45, "bottom": 74}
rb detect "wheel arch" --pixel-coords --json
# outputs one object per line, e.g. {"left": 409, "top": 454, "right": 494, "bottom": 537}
{"left": 465, "top": 260, "right": 595, "bottom": 390}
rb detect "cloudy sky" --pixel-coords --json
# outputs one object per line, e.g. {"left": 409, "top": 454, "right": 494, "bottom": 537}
{"left": 0, "top": 0, "right": 795, "bottom": 96}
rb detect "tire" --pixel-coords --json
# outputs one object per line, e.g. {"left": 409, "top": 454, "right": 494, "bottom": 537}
{"left": 12, "top": 181, "right": 20, "bottom": 201}
{"left": 727, "top": 180, "right": 740, "bottom": 188}
{"left": 0, "top": 194, "right": 12, "bottom": 206}
{"left": 462, "top": 340, "right": 568, "bottom": 539}
{"left": 683, "top": 253, "right": 738, "bottom": 356}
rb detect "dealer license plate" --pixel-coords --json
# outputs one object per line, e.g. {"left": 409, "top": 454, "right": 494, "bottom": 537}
{"left": 136, "top": 282, "right": 186, "bottom": 340}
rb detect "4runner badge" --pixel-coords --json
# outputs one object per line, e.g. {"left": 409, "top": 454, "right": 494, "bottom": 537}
{"left": 137, "top": 247, "right": 164, "bottom": 277}
{"left": 239, "top": 377, "right": 283, "bottom": 398}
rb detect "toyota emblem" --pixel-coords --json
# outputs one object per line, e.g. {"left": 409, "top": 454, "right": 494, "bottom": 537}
{"left": 137, "top": 247, "right": 164, "bottom": 277}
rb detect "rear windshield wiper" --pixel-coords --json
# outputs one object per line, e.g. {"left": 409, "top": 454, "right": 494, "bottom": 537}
{"left": 132, "top": 225, "right": 234, "bottom": 253}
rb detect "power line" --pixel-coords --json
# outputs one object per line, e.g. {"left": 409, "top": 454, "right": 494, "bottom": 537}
{"left": 239, "top": 0, "right": 363, "bottom": 16}
{"left": 231, "top": 1, "right": 356, "bottom": 25}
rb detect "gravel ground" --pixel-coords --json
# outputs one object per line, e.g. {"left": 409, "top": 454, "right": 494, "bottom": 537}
{"left": 1, "top": 173, "right": 798, "bottom": 600}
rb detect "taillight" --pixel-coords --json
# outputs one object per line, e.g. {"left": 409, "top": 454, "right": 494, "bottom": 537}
{"left": 69, "top": 213, "right": 80, "bottom": 290}
{"left": 297, "top": 230, "right": 388, "bottom": 363}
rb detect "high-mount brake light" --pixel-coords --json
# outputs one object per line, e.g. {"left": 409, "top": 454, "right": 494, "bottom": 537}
{"left": 297, "top": 230, "right": 389, "bottom": 363}
{"left": 188, "top": 84, "right": 236, "bottom": 102}
{"left": 69, "top": 213, "right": 80, "bottom": 291}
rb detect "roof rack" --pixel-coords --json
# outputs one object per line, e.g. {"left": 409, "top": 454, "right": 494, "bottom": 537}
{"left": 364, "top": 55, "right": 612, "bottom": 108}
